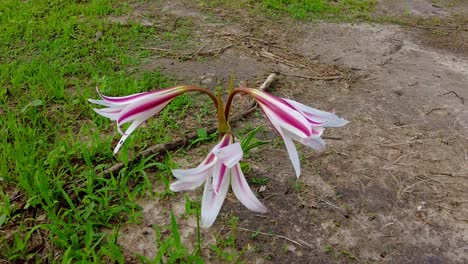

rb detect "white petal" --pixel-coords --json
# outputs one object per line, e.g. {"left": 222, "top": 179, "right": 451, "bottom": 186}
{"left": 284, "top": 99, "right": 332, "bottom": 121}
{"left": 98, "top": 86, "right": 182, "bottom": 105}
{"left": 279, "top": 128, "right": 301, "bottom": 178}
{"left": 301, "top": 137, "right": 327, "bottom": 152}
{"left": 201, "top": 175, "right": 229, "bottom": 228}
{"left": 324, "top": 115, "right": 349, "bottom": 128}
{"left": 285, "top": 99, "right": 348, "bottom": 127}
{"left": 97, "top": 106, "right": 126, "bottom": 113}
{"left": 171, "top": 160, "right": 216, "bottom": 181}
{"left": 88, "top": 98, "right": 120, "bottom": 108}
{"left": 285, "top": 130, "right": 327, "bottom": 152}
{"left": 99, "top": 91, "right": 148, "bottom": 105}
{"left": 231, "top": 164, "right": 268, "bottom": 213}
{"left": 113, "top": 119, "right": 145, "bottom": 154}
{"left": 170, "top": 179, "right": 206, "bottom": 192}
{"left": 213, "top": 142, "right": 243, "bottom": 168}
{"left": 92, "top": 108, "right": 121, "bottom": 121}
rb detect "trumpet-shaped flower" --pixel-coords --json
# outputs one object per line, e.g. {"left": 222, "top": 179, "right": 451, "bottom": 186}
{"left": 170, "top": 134, "right": 268, "bottom": 228}
{"left": 89, "top": 86, "right": 187, "bottom": 154}
{"left": 246, "top": 89, "right": 348, "bottom": 177}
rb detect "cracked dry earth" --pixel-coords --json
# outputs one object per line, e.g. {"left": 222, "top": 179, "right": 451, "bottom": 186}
{"left": 113, "top": 1, "right": 468, "bottom": 263}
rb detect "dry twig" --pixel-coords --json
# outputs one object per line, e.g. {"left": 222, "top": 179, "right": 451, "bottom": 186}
{"left": 439, "top": 91, "right": 464, "bottom": 104}
{"left": 400, "top": 180, "right": 429, "bottom": 194}
{"left": 383, "top": 152, "right": 417, "bottom": 169}
{"left": 258, "top": 50, "right": 304, "bottom": 68}
{"left": 409, "top": 25, "right": 460, "bottom": 31}
{"left": 141, "top": 43, "right": 235, "bottom": 59}
{"left": 237, "top": 227, "right": 306, "bottom": 248}
{"left": 279, "top": 71, "right": 342, "bottom": 81}
{"left": 425, "top": 107, "right": 447, "bottom": 115}
{"left": 379, "top": 136, "right": 422, "bottom": 147}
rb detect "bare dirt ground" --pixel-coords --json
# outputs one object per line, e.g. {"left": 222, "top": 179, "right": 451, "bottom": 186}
{"left": 112, "top": 1, "right": 468, "bottom": 263}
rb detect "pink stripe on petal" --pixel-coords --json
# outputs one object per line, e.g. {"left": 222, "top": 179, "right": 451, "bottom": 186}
{"left": 170, "top": 179, "right": 205, "bottom": 192}
{"left": 218, "top": 165, "right": 227, "bottom": 191}
{"left": 258, "top": 102, "right": 310, "bottom": 138}
{"left": 117, "top": 94, "right": 178, "bottom": 124}
{"left": 212, "top": 164, "right": 228, "bottom": 195}
{"left": 278, "top": 97, "right": 328, "bottom": 125}
{"left": 254, "top": 95, "right": 311, "bottom": 137}
{"left": 202, "top": 153, "right": 216, "bottom": 165}
{"left": 281, "top": 99, "right": 327, "bottom": 125}
{"left": 99, "top": 91, "right": 148, "bottom": 103}
{"left": 210, "top": 134, "right": 235, "bottom": 194}
{"left": 96, "top": 86, "right": 148, "bottom": 103}
{"left": 218, "top": 134, "right": 231, "bottom": 148}
{"left": 98, "top": 86, "right": 184, "bottom": 105}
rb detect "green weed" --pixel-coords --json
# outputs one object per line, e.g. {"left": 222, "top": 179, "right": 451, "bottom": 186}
{"left": 262, "top": 0, "right": 375, "bottom": 19}
{"left": 210, "top": 216, "right": 243, "bottom": 262}
{"left": 323, "top": 244, "right": 356, "bottom": 260}
{"left": 199, "top": 0, "right": 376, "bottom": 21}
{"left": 240, "top": 126, "right": 269, "bottom": 158}
{"left": 250, "top": 177, "right": 269, "bottom": 185}
{"left": 0, "top": 0, "right": 200, "bottom": 262}
{"left": 188, "top": 128, "right": 218, "bottom": 149}
{"left": 138, "top": 212, "right": 204, "bottom": 264}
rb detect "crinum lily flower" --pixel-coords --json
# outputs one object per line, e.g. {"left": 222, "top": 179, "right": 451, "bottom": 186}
{"left": 170, "top": 133, "right": 268, "bottom": 228}
{"left": 228, "top": 88, "right": 348, "bottom": 178}
{"left": 89, "top": 86, "right": 190, "bottom": 154}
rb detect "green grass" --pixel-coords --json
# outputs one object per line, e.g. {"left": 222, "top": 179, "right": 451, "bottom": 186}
{"left": 200, "top": 0, "right": 377, "bottom": 21}
{"left": 261, "top": 0, "right": 376, "bottom": 20}
{"left": 0, "top": 0, "right": 204, "bottom": 263}
{"left": 201, "top": 0, "right": 467, "bottom": 29}
{"left": 0, "top": 1, "right": 257, "bottom": 262}
{"left": 138, "top": 211, "right": 204, "bottom": 263}
{"left": 3, "top": 0, "right": 446, "bottom": 262}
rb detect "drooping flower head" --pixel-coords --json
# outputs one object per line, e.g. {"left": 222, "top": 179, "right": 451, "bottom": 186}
{"left": 229, "top": 88, "right": 348, "bottom": 178}
{"left": 89, "top": 86, "right": 188, "bottom": 153}
{"left": 170, "top": 133, "right": 268, "bottom": 228}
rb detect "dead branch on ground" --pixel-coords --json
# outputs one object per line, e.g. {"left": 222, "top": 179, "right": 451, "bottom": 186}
{"left": 141, "top": 43, "right": 235, "bottom": 59}
{"left": 279, "top": 71, "right": 342, "bottom": 81}
{"left": 237, "top": 226, "right": 307, "bottom": 248}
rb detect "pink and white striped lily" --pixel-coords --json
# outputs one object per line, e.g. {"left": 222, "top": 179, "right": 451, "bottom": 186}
{"left": 243, "top": 89, "right": 348, "bottom": 178}
{"left": 89, "top": 86, "right": 187, "bottom": 154}
{"left": 170, "top": 134, "right": 268, "bottom": 228}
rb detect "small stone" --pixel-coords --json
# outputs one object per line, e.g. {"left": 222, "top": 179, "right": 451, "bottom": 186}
{"left": 286, "top": 244, "right": 296, "bottom": 252}
{"left": 94, "top": 31, "right": 102, "bottom": 41}
{"left": 37, "top": 214, "right": 46, "bottom": 222}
